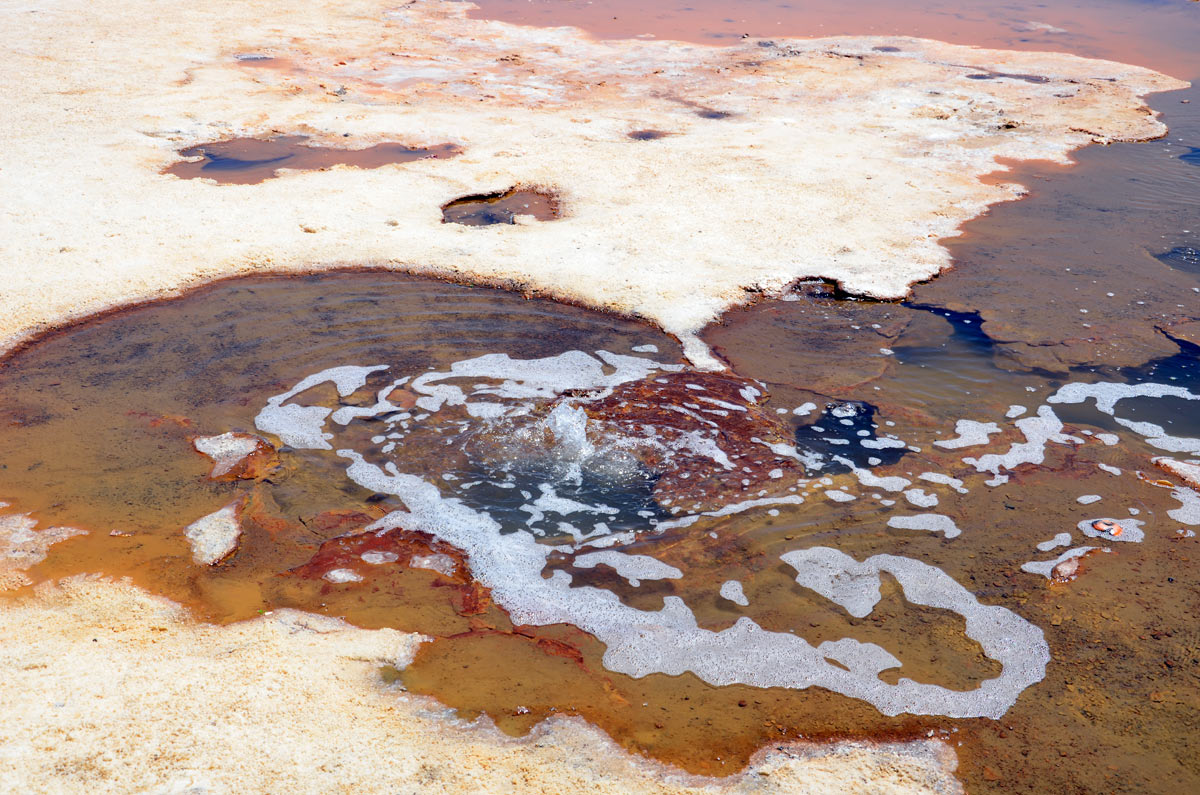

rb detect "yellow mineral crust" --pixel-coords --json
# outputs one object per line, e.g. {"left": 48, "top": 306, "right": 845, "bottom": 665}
{"left": 0, "top": 577, "right": 963, "bottom": 794}
{"left": 0, "top": 0, "right": 1187, "bottom": 367}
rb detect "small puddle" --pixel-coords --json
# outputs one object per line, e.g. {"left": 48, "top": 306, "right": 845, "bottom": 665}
{"left": 163, "top": 135, "right": 461, "bottom": 185}
{"left": 628, "top": 129, "right": 671, "bottom": 140}
{"left": 441, "top": 188, "right": 560, "bottom": 226}
{"left": 963, "top": 71, "right": 1050, "bottom": 84}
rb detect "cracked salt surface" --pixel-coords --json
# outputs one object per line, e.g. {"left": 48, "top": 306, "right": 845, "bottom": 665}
{"left": 252, "top": 349, "right": 1050, "bottom": 718}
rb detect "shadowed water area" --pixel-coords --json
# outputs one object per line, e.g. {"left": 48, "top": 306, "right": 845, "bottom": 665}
{"left": 164, "top": 135, "right": 461, "bottom": 185}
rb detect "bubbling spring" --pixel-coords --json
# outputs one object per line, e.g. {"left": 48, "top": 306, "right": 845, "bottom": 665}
{"left": 1, "top": 271, "right": 1198, "bottom": 786}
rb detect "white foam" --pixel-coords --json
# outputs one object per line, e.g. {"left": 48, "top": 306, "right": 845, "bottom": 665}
{"left": 1021, "top": 546, "right": 1096, "bottom": 579}
{"left": 1168, "top": 487, "right": 1200, "bottom": 525}
{"left": 904, "top": 489, "right": 939, "bottom": 508}
{"left": 573, "top": 550, "right": 683, "bottom": 585}
{"left": 964, "top": 406, "right": 1073, "bottom": 474}
{"left": 1048, "top": 382, "right": 1200, "bottom": 454}
{"left": 934, "top": 420, "right": 1001, "bottom": 450}
{"left": 1076, "top": 495, "right": 1102, "bottom": 505}
{"left": 919, "top": 472, "right": 968, "bottom": 494}
{"left": 887, "top": 514, "right": 961, "bottom": 539}
{"left": 793, "top": 402, "right": 818, "bottom": 417}
{"left": 719, "top": 579, "right": 749, "bottom": 606}
{"left": 1036, "top": 532, "right": 1072, "bottom": 552}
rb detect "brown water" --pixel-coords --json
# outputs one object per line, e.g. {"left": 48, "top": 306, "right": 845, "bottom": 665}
{"left": 164, "top": 135, "right": 461, "bottom": 185}
{"left": 465, "top": 0, "right": 1200, "bottom": 79}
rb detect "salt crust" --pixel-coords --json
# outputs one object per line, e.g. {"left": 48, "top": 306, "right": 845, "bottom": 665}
{"left": 182, "top": 502, "right": 243, "bottom": 566}
{"left": 0, "top": 0, "right": 1187, "bottom": 369}
{"left": 0, "top": 577, "right": 964, "bottom": 794}
{"left": 0, "top": 510, "right": 86, "bottom": 591}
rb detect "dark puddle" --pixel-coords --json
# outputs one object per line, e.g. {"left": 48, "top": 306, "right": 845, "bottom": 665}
{"left": 1181, "top": 147, "right": 1200, "bottom": 166}
{"left": 793, "top": 401, "right": 907, "bottom": 473}
{"left": 964, "top": 71, "right": 1050, "bottom": 84}
{"left": 441, "top": 188, "right": 560, "bottom": 226}
{"left": 628, "top": 129, "right": 671, "bottom": 140}
{"left": 164, "top": 135, "right": 461, "bottom": 185}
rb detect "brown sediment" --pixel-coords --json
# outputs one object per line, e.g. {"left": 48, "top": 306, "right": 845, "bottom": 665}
{"left": 164, "top": 135, "right": 461, "bottom": 185}
{"left": 705, "top": 281, "right": 911, "bottom": 398}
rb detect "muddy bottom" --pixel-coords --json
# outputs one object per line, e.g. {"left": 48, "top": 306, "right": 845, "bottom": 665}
{"left": 164, "top": 135, "right": 461, "bottom": 184}
{"left": 1, "top": 269, "right": 1198, "bottom": 792}
{"left": 441, "top": 188, "right": 560, "bottom": 225}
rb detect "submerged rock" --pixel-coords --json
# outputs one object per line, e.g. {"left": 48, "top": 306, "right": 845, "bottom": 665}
{"left": 1154, "top": 457, "right": 1200, "bottom": 489}
{"left": 193, "top": 432, "right": 280, "bottom": 480}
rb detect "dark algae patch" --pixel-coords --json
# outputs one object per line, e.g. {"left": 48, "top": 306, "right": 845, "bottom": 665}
{"left": 164, "top": 135, "right": 461, "bottom": 184}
